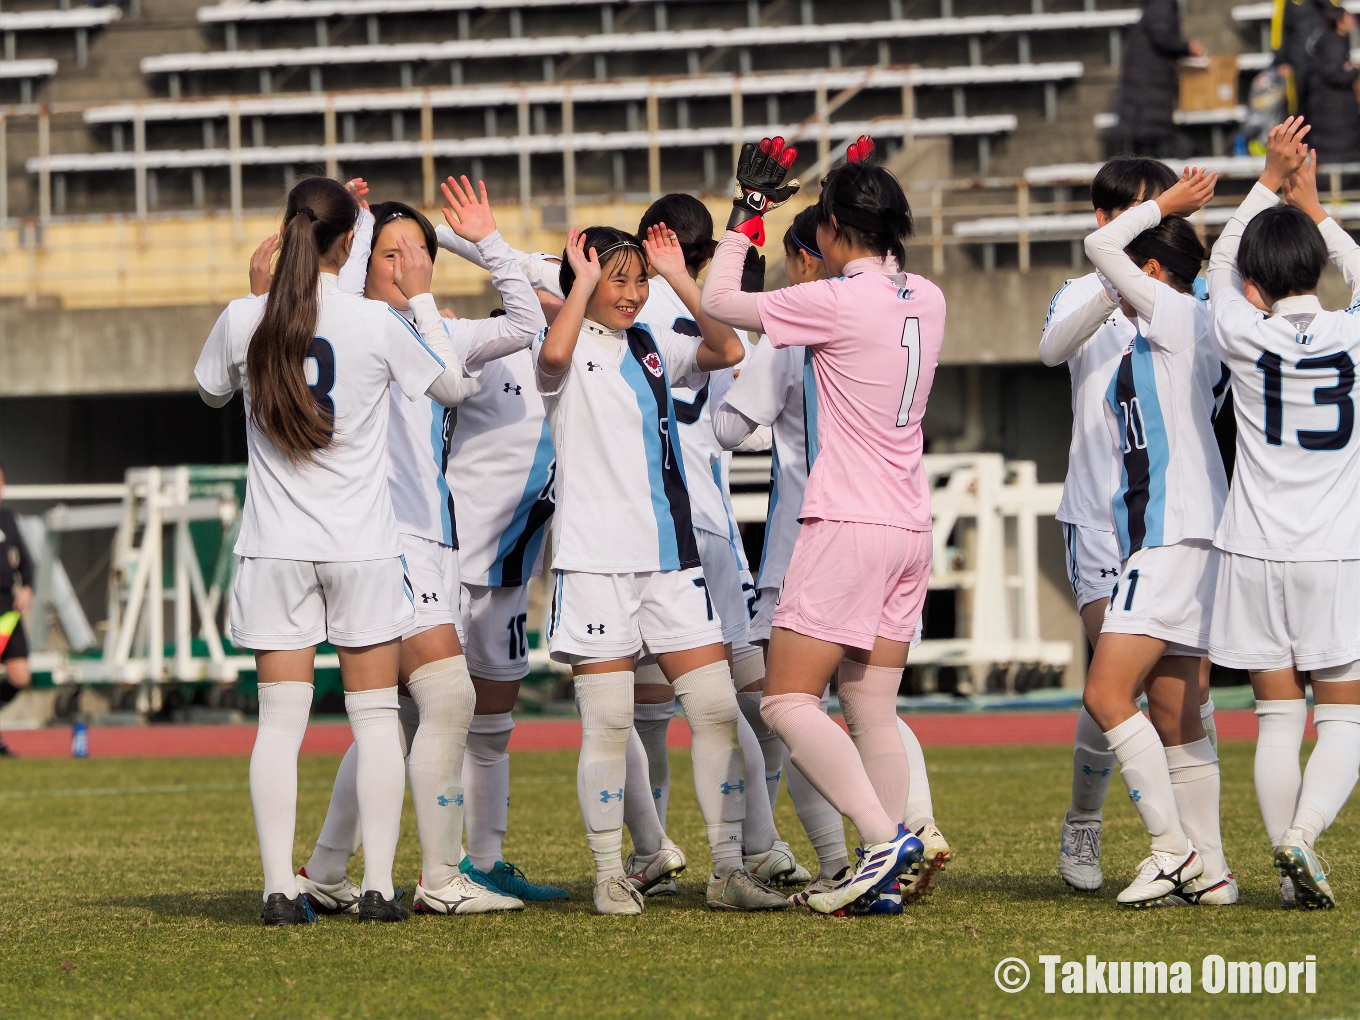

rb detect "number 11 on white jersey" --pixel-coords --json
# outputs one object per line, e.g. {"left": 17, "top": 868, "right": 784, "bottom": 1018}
{"left": 897, "top": 317, "right": 921, "bottom": 428}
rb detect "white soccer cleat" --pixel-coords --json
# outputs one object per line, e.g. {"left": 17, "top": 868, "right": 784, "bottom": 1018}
{"left": 806, "top": 826, "right": 924, "bottom": 916}
{"left": 788, "top": 866, "right": 850, "bottom": 907}
{"left": 902, "top": 824, "right": 951, "bottom": 902}
{"left": 1167, "top": 872, "right": 1238, "bottom": 906}
{"left": 1058, "top": 820, "right": 1103, "bottom": 892}
{"left": 1274, "top": 829, "right": 1334, "bottom": 910}
{"left": 743, "top": 839, "right": 797, "bottom": 884}
{"left": 644, "top": 877, "right": 678, "bottom": 897}
{"left": 1279, "top": 871, "right": 1298, "bottom": 909}
{"left": 594, "top": 875, "right": 645, "bottom": 916}
{"left": 1115, "top": 845, "right": 1203, "bottom": 908}
{"left": 625, "top": 837, "right": 686, "bottom": 894}
{"left": 412, "top": 874, "right": 525, "bottom": 915}
{"left": 778, "top": 863, "right": 813, "bottom": 887}
{"left": 296, "top": 868, "right": 361, "bottom": 915}
{"left": 705, "top": 869, "right": 789, "bottom": 911}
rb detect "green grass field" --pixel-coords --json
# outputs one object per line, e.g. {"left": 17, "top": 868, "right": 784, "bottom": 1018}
{"left": 1, "top": 741, "right": 1356, "bottom": 1020}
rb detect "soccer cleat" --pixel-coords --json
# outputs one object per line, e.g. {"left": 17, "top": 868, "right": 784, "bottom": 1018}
{"left": 1058, "top": 820, "right": 1103, "bottom": 892}
{"left": 645, "top": 877, "right": 678, "bottom": 897}
{"left": 625, "top": 837, "right": 687, "bottom": 895}
{"left": 355, "top": 889, "right": 410, "bottom": 922}
{"left": 788, "top": 866, "right": 850, "bottom": 907}
{"left": 1279, "top": 871, "right": 1298, "bottom": 909}
{"left": 705, "top": 869, "right": 789, "bottom": 911}
{"left": 413, "top": 874, "right": 524, "bottom": 915}
{"left": 260, "top": 892, "right": 316, "bottom": 926}
{"left": 1275, "top": 830, "right": 1334, "bottom": 909}
{"left": 774, "top": 862, "right": 813, "bottom": 888}
{"left": 594, "top": 875, "right": 645, "bottom": 916}
{"left": 1115, "top": 845, "right": 1203, "bottom": 907}
{"left": 483, "top": 861, "right": 569, "bottom": 902}
{"left": 743, "top": 839, "right": 797, "bottom": 884}
{"left": 806, "top": 825, "right": 924, "bottom": 916}
{"left": 1167, "top": 872, "right": 1238, "bottom": 906}
{"left": 296, "top": 867, "right": 360, "bottom": 915}
{"left": 866, "top": 879, "right": 904, "bottom": 915}
{"left": 902, "top": 824, "right": 951, "bottom": 902}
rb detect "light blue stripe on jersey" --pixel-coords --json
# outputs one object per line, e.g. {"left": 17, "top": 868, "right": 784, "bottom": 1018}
{"left": 712, "top": 461, "right": 743, "bottom": 568}
{"left": 429, "top": 400, "right": 455, "bottom": 546}
{"left": 758, "top": 441, "right": 781, "bottom": 586}
{"left": 387, "top": 306, "right": 446, "bottom": 368}
{"left": 1107, "top": 334, "right": 1170, "bottom": 555}
{"left": 1193, "top": 277, "right": 1208, "bottom": 301}
{"left": 803, "top": 348, "right": 820, "bottom": 470}
{"left": 1044, "top": 279, "right": 1073, "bottom": 329}
{"left": 487, "top": 420, "right": 555, "bottom": 586}
{"left": 621, "top": 354, "right": 684, "bottom": 571}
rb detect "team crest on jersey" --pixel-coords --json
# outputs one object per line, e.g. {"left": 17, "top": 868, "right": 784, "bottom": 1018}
{"left": 642, "top": 352, "right": 664, "bottom": 378}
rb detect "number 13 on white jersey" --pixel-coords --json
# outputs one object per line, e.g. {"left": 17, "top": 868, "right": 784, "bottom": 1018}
{"left": 897, "top": 317, "right": 922, "bottom": 428}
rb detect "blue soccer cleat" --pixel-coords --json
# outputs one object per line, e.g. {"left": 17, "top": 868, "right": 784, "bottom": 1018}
{"left": 806, "top": 825, "right": 924, "bottom": 916}
{"left": 461, "top": 856, "right": 568, "bottom": 902}
{"left": 866, "top": 880, "right": 904, "bottom": 915}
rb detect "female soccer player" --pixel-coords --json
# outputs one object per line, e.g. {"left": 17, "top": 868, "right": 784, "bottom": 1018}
{"left": 537, "top": 223, "right": 786, "bottom": 915}
{"left": 1209, "top": 118, "right": 1360, "bottom": 909}
{"left": 195, "top": 176, "right": 468, "bottom": 924}
{"left": 294, "top": 179, "right": 547, "bottom": 916}
{"left": 702, "top": 138, "right": 942, "bottom": 915}
{"left": 1081, "top": 166, "right": 1235, "bottom": 907}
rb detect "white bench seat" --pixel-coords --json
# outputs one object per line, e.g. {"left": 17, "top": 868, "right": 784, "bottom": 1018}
{"left": 1093, "top": 105, "right": 1246, "bottom": 129}
{"left": 200, "top": 0, "right": 690, "bottom": 22}
{"left": 0, "top": 8, "right": 121, "bottom": 32}
{"left": 143, "top": 9, "right": 1139, "bottom": 75}
{"left": 1232, "top": 1, "right": 1360, "bottom": 21}
{"left": 1024, "top": 155, "right": 1268, "bottom": 186}
{"left": 954, "top": 202, "right": 1360, "bottom": 240}
{"left": 0, "top": 58, "right": 57, "bottom": 80}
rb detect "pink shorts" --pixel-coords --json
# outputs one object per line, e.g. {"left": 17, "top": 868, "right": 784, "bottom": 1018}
{"left": 773, "top": 518, "right": 932, "bottom": 650}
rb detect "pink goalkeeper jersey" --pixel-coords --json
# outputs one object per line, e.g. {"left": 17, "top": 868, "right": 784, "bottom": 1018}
{"left": 755, "top": 258, "right": 945, "bottom": 531}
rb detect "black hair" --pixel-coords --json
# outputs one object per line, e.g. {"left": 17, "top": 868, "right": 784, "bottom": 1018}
{"left": 637, "top": 194, "right": 715, "bottom": 275}
{"left": 1238, "top": 205, "right": 1328, "bottom": 304}
{"left": 783, "top": 206, "right": 823, "bottom": 259}
{"left": 815, "top": 161, "right": 913, "bottom": 267}
{"left": 559, "top": 225, "right": 649, "bottom": 297}
{"left": 1124, "top": 216, "right": 1205, "bottom": 294}
{"left": 368, "top": 201, "right": 438, "bottom": 264}
{"left": 1090, "top": 156, "right": 1179, "bottom": 215}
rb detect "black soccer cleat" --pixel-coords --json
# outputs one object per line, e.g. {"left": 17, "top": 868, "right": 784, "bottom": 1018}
{"left": 356, "top": 890, "right": 410, "bottom": 923}
{"left": 260, "top": 892, "right": 316, "bottom": 926}
{"left": 0, "top": 738, "right": 16, "bottom": 758}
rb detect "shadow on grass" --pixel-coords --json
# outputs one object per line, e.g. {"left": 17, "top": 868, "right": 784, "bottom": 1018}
{"left": 102, "top": 889, "right": 273, "bottom": 925}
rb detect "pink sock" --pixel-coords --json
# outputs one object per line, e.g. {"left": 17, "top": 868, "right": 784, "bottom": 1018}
{"left": 761, "top": 692, "right": 898, "bottom": 846}
{"left": 837, "top": 661, "right": 909, "bottom": 824}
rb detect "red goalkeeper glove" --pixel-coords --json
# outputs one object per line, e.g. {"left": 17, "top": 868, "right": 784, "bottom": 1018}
{"left": 727, "top": 136, "right": 800, "bottom": 247}
{"left": 847, "top": 135, "right": 875, "bottom": 163}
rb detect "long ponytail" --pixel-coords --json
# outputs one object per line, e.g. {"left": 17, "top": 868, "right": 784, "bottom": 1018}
{"left": 247, "top": 177, "right": 357, "bottom": 461}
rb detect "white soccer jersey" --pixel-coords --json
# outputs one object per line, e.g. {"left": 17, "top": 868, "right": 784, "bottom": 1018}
{"left": 447, "top": 348, "right": 555, "bottom": 586}
{"left": 720, "top": 338, "right": 819, "bottom": 591}
{"left": 194, "top": 276, "right": 446, "bottom": 561}
{"left": 536, "top": 319, "right": 703, "bottom": 573}
{"left": 1209, "top": 183, "right": 1360, "bottom": 560}
{"left": 1042, "top": 273, "right": 1136, "bottom": 531}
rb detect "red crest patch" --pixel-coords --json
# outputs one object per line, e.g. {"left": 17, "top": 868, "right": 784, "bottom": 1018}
{"left": 642, "top": 352, "right": 664, "bottom": 378}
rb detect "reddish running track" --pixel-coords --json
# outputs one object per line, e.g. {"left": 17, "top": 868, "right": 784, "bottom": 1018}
{"left": 0, "top": 710, "right": 1275, "bottom": 759}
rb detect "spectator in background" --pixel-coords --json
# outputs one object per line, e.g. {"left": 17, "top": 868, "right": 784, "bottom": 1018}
{"left": 1116, "top": 0, "right": 1205, "bottom": 157}
{"left": 0, "top": 464, "right": 35, "bottom": 757}
{"left": 1273, "top": 0, "right": 1345, "bottom": 113}
{"left": 1303, "top": 4, "right": 1360, "bottom": 163}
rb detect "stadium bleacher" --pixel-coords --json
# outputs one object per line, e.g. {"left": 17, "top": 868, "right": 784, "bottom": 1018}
{"left": 1, "top": 6, "right": 120, "bottom": 68}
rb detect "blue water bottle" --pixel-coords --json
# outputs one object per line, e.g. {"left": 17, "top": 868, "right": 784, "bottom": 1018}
{"left": 71, "top": 721, "right": 89, "bottom": 759}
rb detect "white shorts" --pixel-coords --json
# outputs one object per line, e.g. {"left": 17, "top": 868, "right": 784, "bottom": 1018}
{"left": 461, "top": 582, "right": 532, "bottom": 681}
{"left": 1101, "top": 540, "right": 1218, "bottom": 656}
{"left": 1062, "top": 523, "right": 1123, "bottom": 611}
{"left": 1209, "top": 553, "right": 1360, "bottom": 673}
{"left": 231, "top": 556, "right": 415, "bottom": 651}
{"left": 750, "top": 585, "right": 779, "bottom": 644}
{"left": 400, "top": 533, "right": 460, "bottom": 639}
{"left": 547, "top": 567, "right": 724, "bottom": 663}
{"left": 696, "top": 529, "right": 756, "bottom": 647}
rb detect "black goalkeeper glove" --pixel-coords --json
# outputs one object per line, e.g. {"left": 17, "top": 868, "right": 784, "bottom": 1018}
{"left": 727, "top": 136, "right": 800, "bottom": 247}
{"left": 740, "top": 247, "right": 766, "bottom": 292}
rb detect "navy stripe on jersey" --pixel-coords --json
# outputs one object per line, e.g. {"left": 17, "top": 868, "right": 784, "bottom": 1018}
{"left": 488, "top": 420, "right": 556, "bottom": 587}
{"left": 431, "top": 402, "right": 458, "bottom": 549}
{"left": 1106, "top": 336, "right": 1170, "bottom": 558}
{"left": 673, "top": 379, "right": 710, "bottom": 425}
{"left": 621, "top": 324, "right": 700, "bottom": 570}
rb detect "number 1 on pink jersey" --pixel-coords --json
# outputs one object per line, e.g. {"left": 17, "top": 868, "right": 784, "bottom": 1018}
{"left": 897, "top": 317, "right": 921, "bottom": 428}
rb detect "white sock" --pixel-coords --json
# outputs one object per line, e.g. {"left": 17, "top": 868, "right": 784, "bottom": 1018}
{"left": 1200, "top": 695, "right": 1217, "bottom": 755}
{"left": 1166, "top": 737, "right": 1227, "bottom": 882}
{"left": 305, "top": 743, "right": 360, "bottom": 885}
{"left": 624, "top": 727, "right": 665, "bottom": 857}
{"left": 250, "top": 682, "right": 313, "bottom": 900}
{"left": 632, "top": 699, "right": 674, "bottom": 826}
{"left": 737, "top": 708, "right": 779, "bottom": 855}
{"left": 1293, "top": 704, "right": 1360, "bottom": 846}
{"left": 1104, "top": 713, "right": 1188, "bottom": 855}
{"left": 575, "top": 672, "right": 633, "bottom": 881}
{"left": 898, "top": 717, "right": 935, "bottom": 832}
{"left": 1254, "top": 699, "right": 1306, "bottom": 847}
{"left": 406, "top": 657, "right": 477, "bottom": 890}
{"left": 464, "top": 711, "right": 514, "bottom": 872}
{"left": 1067, "top": 706, "right": 1116, "bottom": 825}
{"left": 345, "top": 686, "right": 407, "bottom": 899}
{"left": 736, "top": 691, "right": 785, "bottom": 810}
{"left": 784, "top": 747, "right": 850, "bottom": 878}
{"left": 671, "top": 661, "right": 745, "bottom": 878}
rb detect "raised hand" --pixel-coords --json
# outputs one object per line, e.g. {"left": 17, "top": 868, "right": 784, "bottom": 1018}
{"left": 727, "top": 135, "right": 801, "bottom": 246}
{"left": 441, "top": 175, "right": 497, "bottom": 243}
{"left": 249, "top": 233, "right": 279, "bottom": 296}
{"left": 1282, "top": 148, "right": 1327, "bottom": 224}
{"left": 564, "top": 228, "right": 602, "bottom": 292}
{"left": 1261, "top": 116, "right": 1312, "bottom": 191}
{"left": 343, "top": 177, "right": 370, "bottom": 210}
{"left": 642, "top": 222, "right": 688, "bottom": 282}
{"left": 1156, "top": 166, "right": 1217, "bottom": 218}
{"left": 392, "top": 231, "right": 434, "bottom": 298}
